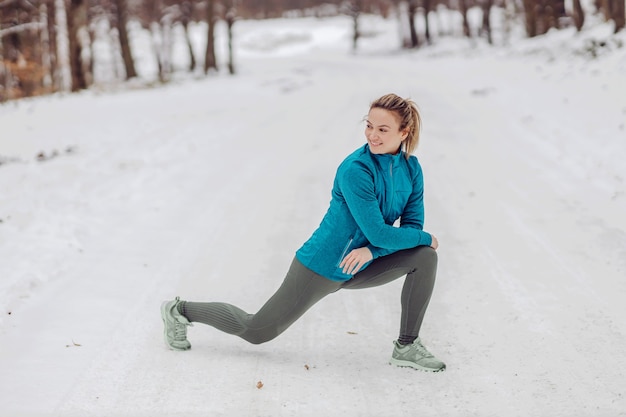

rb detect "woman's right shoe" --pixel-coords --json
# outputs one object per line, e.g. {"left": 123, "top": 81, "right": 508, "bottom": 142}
{"left": 160, "top": 296, "right": 192, "bottom": 351}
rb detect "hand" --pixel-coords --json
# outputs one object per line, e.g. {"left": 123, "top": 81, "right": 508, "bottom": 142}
{"left": 339, "top": 247, "right": 373, "bottom": 275}
{"left": 429, "top": 234, "right": 439, "bottom": 250}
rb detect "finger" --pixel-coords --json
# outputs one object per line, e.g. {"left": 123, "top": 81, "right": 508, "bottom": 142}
{"left": 348, "top": 259, "right": 361, "bottom": 275}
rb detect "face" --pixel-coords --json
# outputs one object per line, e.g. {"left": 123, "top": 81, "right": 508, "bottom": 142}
{"left": 364, "top": 108, "right": 408, "bottom": 155}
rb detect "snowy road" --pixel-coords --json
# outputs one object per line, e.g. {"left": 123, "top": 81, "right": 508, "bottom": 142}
{"left": 1, "top": 16, "right": 625, "bottom": 417}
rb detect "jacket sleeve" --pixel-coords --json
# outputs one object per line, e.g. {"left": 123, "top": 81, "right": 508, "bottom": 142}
{"left": 338, "top": 161, "right": 432, "bottom": 258}
{"left": 365, "top": 161, "right": 432, "bottom": 258}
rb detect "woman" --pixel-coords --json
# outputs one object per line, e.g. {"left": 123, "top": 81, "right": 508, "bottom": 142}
{"left": 161, "top": 93, "right": 445, "bottom": 372}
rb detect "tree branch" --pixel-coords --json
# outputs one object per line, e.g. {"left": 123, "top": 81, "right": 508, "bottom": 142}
{"left": 0, "top": 21, "right": 45, "bottom": 38}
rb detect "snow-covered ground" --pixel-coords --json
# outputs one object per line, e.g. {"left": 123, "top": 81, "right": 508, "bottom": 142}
{"left": 1, "top": 12, "right": 625, "bottom": 417}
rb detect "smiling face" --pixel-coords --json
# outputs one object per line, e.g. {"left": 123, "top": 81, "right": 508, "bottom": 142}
{"left": 364, "top": 107, "right": 408, "bottom": 155}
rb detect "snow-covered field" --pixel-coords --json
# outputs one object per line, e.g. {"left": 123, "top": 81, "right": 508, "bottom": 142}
{"left": 1, "top": 12, "right": 625, "bottom": 417}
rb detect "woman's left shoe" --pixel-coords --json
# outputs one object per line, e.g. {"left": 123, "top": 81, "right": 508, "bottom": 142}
{"left": 389, "top": 338, "right": 446, "bottom": 372}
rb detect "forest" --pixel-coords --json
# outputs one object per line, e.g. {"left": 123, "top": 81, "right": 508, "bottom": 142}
{"left": 1, "top": 0, "right": 624, "bottom": 101}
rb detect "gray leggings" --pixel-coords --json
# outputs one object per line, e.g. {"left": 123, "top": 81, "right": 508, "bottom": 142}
{"left": 180, "top": 246, "right": 437, "bottom": 344}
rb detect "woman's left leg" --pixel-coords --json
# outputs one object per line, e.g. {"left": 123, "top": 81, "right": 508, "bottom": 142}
{"left": 341, "top": 245, "right": 438, "bottom": 341}
{"left": 342, "top": 245, "right": 444, "bottom": 371}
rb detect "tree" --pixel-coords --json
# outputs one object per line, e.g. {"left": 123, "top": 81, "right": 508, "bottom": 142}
{"left": 613, "top": 0, "right": 625, "bottom": 32}
{"left": 225, "top": 0, "right": 236, "bottom": 74}
{"left": 204, "top": 0, "right": 217, "bottom": 73}
{"left": 572, "top": 0, "right": 585, "bottom": 31}
{"left": 480, "top": 0, "right": 494, "bottom": 44}
{"left": 112, "top": 0, "right": 137, "bottom": 79}
{"left": 523, "top": 0, "right": 538, "bottom": 36}
{"left": 180, "top": 0, "right": 197, "bottom": 72}
{"left": 422, "top": 0, "right": 432, "bottom": 44}
{"left": 407, "top": 0, "right": 419, "bottom": 47}
{"left": 66, "top": 0, "right": 88, "bottom": 91}
{"left": 459, "top": 0, "right": 471, "bottom": 37}
{"left": 348, "top": 0, "right": 362, "bottom": 51}
{"left": 0, "top": 5, "right": 6, "bottom": 102}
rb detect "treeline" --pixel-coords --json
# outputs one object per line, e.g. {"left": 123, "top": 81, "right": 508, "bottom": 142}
{"left": 0, "top": 0, "right": 624, "bottom": 102}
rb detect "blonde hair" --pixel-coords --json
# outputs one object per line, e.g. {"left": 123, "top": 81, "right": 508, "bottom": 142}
{"left": 370, "top": 93, "right": 422, "bottom": 159}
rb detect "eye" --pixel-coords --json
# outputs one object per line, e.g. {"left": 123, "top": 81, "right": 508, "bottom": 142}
{"left": 379, "top": 128, "right": 388, "bottom": 133}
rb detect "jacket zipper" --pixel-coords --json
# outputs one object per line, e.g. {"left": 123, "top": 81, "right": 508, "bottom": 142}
{"left": 337, "top": 237, "right": 353, "bottom": 267}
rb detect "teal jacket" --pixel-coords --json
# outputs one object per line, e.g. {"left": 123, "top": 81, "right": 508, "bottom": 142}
{"left": 296, "top": 144, "right": 433, "bottom": 282}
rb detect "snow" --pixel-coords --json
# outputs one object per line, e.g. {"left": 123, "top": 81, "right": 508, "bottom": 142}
{"left": 1, "top": 12, "right": 626, "bottom": 417}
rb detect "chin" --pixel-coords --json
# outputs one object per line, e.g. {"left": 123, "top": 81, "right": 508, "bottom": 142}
{"left": 368, "top": 144, "right": 385, "bottom": 153}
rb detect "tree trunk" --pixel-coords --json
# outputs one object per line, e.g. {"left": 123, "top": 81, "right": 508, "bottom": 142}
{"left": 180, "top": 1, "right": 196, "bottom": 72}
{"left": 113, "top": 0, "right": 137, "bottom": 79}
{"left": 43, "top": 0, "right": 59, "bottom": 93}
{"left": 572, "top": 0, "right": 585, "bottom": 31}
{"left": 481, "top": 0, "right": 493, "bottom": 44}
{"left": 0, "top": 7, "right": 6, "bottom": 103}
{"left": 66, "top": 0, "right": 88, "bottom": 91}
{"left": 40, "top": 4, "right": 52, "bottom": 91}
{"left": 422, "top": 0, "right": 432, "bottom": 44}
{"left": 204, "top": 0, "right": 217, "bottom": 73}
{"left": 459, "top": 0, "right": 471, "bottom": 37}
{"left": 523, "top": 0, "right": 538, "bottom": 36}
{"left": 407, "top": 0, "right": 419, "bottom": 47}
{"left": 226, "top": 8, "right": 235, "bottom": 74}
{"left": 350, "top": 0, "right": 362, "bottom": 51}
{"left": 612, "top": 0, "right": 625, "bottom": 32}
{"left": 150, "top": 22, "right": 166, "bottom": 82}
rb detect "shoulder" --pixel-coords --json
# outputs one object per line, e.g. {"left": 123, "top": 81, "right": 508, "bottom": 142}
{"left": 404, "top": 153, "right": 423, "bottom": 178}
{"left": 337, "top": 145, "right": 374, "bottom": 177}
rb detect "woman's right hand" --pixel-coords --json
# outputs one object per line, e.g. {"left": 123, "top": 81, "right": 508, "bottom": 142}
{"left": 429, "top": 234, "right": 439, "bottom": 250}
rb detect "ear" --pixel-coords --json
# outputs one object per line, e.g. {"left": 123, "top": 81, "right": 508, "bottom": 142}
{"left": 400, "top": 129, "right": 409, "bottom": 141}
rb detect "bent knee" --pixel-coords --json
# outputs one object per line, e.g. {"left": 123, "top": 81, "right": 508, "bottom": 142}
{"left": 242, "top": 330, "right": 278, "bottom": 345}
{"left": 415, "top": 245, "right": 438, "bottom": 265}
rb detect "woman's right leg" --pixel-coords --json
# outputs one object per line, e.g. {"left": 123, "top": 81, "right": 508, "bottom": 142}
{"left": 179, "top": 258, "right": 341, "bottom": 344}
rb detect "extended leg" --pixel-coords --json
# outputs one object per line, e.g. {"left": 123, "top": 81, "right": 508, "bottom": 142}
{"left": 180, "top": 258, "right": 341, "bottom": 344}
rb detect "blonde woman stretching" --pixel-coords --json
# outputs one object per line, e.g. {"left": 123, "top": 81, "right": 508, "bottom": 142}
{"left": 161, "top": 93, "right": 445, "bottom": 372}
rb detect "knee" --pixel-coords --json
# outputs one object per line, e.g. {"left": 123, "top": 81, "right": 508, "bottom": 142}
{"left": 416, "top": 245, "right": 438, "bottom": 265}
{"left": 407, "top": 246, "right": 438, "bottom": 273}
{"left": 243, "top": 330, "right": 277, "bottom": 345}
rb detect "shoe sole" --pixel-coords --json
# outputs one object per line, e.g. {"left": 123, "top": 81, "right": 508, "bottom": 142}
{"left": 160, "top": 301, "right": 191, "bottom": 351}
{"left": 389, "top": 358, "right": 446, "bottom": 372}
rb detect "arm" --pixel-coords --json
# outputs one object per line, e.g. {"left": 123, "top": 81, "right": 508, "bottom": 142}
{"left": 339, "top": 161, "right": 432, "bottom": 256}
{"left": 367, "top": 164, "right": 433, "bottom": 259}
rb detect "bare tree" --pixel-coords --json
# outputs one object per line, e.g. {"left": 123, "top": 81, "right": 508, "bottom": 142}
{"left": 347, "top": 0, "right": 362, "bottom": 51}
{"left": 180, "top": 0, "right": 197, "bottom": 72}
{"left": 66, "top": 0, "right": 88, "bottom": 91}
{"left": 407, "top": 0, "right": 419, "bottom": 47}
{"left": 225, "top": 0, "right": 236, "bottom": 74}
{"left": 459, "top": 0, "right": 471, "bottom": 37}
{"left": 421, "top": 0, "right": 432, "bottom": 44}
{"left": 112, "top": 0, "right": 136, "bottom": 79}
{"left": 603, "top": 0, "right": 625, "bottom": 32}
{"left": 204, "top": 0, "right": 217, "bottom": 73}
{"left": 571, "top": 0, "right": 585, "bottom": 31}
{"left": 0, "top": 5, "right": 6, "bottom": 102}
{"left": 480, "top": 0, "right": 493, "bottom": 44}
{"left": 614, "top": 0, "right": 625, "bottom": 32}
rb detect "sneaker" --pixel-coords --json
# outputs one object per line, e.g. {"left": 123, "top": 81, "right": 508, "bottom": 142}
{"left": 389, "top": 338, "right": 446, "bottom": 372}
{"left": 160, "top": 296, "right": 192, "bottom": 351}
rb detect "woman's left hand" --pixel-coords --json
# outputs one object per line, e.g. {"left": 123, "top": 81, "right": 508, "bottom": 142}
{"left": 340, "top": 247, "right": 373, "bottom": 275}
